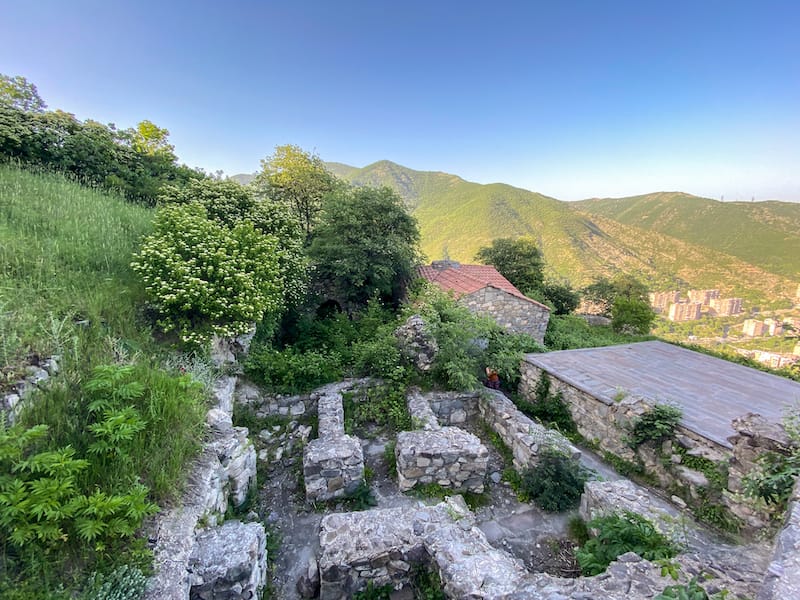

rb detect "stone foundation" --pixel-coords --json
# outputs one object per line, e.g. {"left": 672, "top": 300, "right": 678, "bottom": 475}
{"left": 478, "top": 388, "right": 580, "bottom": 471}
{"left": 396, "top": 428, "right": 488, "bottom": 493}
{"left": 396, "top": 389, "right": 489, "bottom": 493}
{"left": 316, "top": 493, "right": 761, "bottom": 599}
{"left": 303, "top": 381, "right": 365, "bottom": 502}
{"left": 188, "top": 520, "right": 267, "bottom": 600}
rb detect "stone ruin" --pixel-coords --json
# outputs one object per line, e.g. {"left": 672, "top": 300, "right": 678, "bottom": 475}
{"left": 395, "top": 390, "right": 489, "bottom": 493}
{"left": 145, "top": 375, "right": 267, "bottom": 600}
{"left": 303, "top": 381, "right": 366, "bottom": 502}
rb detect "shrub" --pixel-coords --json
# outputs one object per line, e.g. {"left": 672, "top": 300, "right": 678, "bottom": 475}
{"left": 628, "top": 404, "right": 682, "bottom": 448}
{"left": 519, "top": 449, "right": 591, "bottom": 511}
{"left": 576, "top": 511, "right": 678, "bottom": 575}
{"left": 611, "top": 297, "right": 655, "bottom": 335}
{"left": 244, "top": 346, "right": 343, "bottom": 394}
{"left": 518, "top": 374, "right": 577, "bottom": 434}
{"left": 131, "top": 202, "right": 284, "bottom": 346}
{"left": 83, "top": 564, "right": 148, "bottom": 600}
{"left": 743, "top": 411, "right": 800, "bottom": 508}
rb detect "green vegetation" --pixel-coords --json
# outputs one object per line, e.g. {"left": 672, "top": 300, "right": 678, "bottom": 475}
{"left": 744, "top": 411, "right": 800, "bottom": 510}
{"left": 516, "top": 374, "right": 577, "bottom": 435}
{"left": 544, "top": 314, "right": 654, "bottom": 351}
{"left": 628, "top": 404, "right": 683, "bottom": 448}
{"left": 132, "top": 202, "right": 284, "bottom": 347}
{"left": 0, "top": 75, "right": 199, "bottom": 203}
{"left": 352, "top": 565, "right": 445, "bottom": 600}
{"left": 0, "top": 165, "right": 210, "bottom": 596}
{"left": 518, "top": 449, "right": 591, "bottom": 511}
{"left": 655, "top": 577, "right": 730, "bottom": 600}
{"left": 576, "top": 511, "right": 678, "bottom": 576}
{"left": 309, "top": 185, "right": 420, "bottom": 309}
{"left": 331, "top": 160, "right": 800, "bottom": 305}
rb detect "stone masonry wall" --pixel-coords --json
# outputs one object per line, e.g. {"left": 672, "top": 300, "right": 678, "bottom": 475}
{"left": 759, "top": 479, "right": 800, "bottom": 600}
{"left": 478, "top": 388, "right": 580, "bottom": 471}
{"left": 317, "top": 494, "right": 760, "bottom": 600}
{"left": 519, "top": 360, "right": 778, "bottom": 532}
{"left": 396, "top": 390, "right": 488, "bottom": 493}
{"left": 302, "top": 381, "right": 365, "bottom": 502}
{"left": 425, "top": 391, "right": 480, "bottom": 426}
{"left": 462, "top": 287, "right": 549, "bottom": 344}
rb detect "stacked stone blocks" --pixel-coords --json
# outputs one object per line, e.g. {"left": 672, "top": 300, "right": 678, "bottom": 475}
{"left": 396, "top": 390, "right": 488, "bottom": 493}
{"left": 303, "top": 383, "right": 365, "bottom": 501}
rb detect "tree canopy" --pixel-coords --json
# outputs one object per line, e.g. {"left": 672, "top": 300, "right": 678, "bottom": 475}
{"left": 308, "top": 185, "right": 420, "bottom": 310}
{"left": 253, "top": 144, "right": 340, "bottom": 236}
{"left": 0, "top": 74, "right": 46, "bottom": 112}
{"left": 475, "top": 237, "right": 546, "bottom": 296}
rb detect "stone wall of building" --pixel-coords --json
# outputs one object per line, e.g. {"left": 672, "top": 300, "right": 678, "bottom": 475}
{"left": 759, "top": 479, "right": 800, "bottom": 600}
{"left": 425, "top": 391, "right": 480, "bottom": 426}
{"left": 519, "top": 361, "right": 780, "bottom": 533}
{"left": 462, "top": 287, "right": 549, "bottom": 344}
{"left": 478, "top": 388, "right": 581, "bottom": 471}
{"left": 316, "top": 494, "right": 761, "bottom": 600}
{"left": 302, "top": 381, "right": 365, "bottom": 502}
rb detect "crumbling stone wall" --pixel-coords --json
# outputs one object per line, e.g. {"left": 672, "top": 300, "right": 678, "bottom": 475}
{"left": 478, "top": 388, "right": 580, "bottom": 470}
{"left": 302, "top": 381, "right": 365, "bottom": 502}
{"left": 462, "top": 286, "right": 549, "bottom": 344}
{"left": 425, "top": 391, "right": 480, "bottom": 426}
{"left": 396, "top": 390, "right": 488, "bottom": 493}
{"left": 519, "top": 361, "right": 785, "bottom": 532}
{"left": 146, "top": 376, "right": 263, "bottom": 600}
{"left": 760, "top": 479, "right": 800, "bottom": 600}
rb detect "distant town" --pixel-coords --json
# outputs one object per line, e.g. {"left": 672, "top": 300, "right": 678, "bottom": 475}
{"left": 650, "top": 283, "right": 800, "bottom": 370}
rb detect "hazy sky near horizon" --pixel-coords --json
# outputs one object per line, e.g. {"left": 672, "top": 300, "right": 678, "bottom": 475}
{"left": 2, "top": 0, "right": 799, "bottom": 201}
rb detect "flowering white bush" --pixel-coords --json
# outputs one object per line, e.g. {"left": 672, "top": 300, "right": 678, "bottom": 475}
{"left": 132, "top": 202, "right": 283, "bottom": 346}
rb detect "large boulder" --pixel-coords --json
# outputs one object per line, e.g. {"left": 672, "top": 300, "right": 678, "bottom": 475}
{"left": 188, "top": 520, "right": 267, "bottom": 600}
{"left": 395, "top": 315, "right": 438, "bottom": 372}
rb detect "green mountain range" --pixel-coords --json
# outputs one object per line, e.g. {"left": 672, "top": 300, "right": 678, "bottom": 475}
{"left": 322, "top": 161, "right": 800, "bottom": 306}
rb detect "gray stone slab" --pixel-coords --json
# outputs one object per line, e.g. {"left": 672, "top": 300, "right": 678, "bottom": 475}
{"left": 526, "top": 341, "right": 800, "bottom": 447}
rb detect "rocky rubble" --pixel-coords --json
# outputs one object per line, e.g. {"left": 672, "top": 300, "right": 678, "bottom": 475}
{"left": 145, "top": 375, "right": 265, "bottom": 600}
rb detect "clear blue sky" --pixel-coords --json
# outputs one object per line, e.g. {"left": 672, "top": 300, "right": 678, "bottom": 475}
{"left": 2, "top": 0, "right": 799, "bottom": 201}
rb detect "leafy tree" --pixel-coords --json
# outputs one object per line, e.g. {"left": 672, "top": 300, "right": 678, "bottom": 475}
{"left": 583, "top": 274, "right": 650, "bottom": 315}
{"left": 475, "top": 237, "right": 545, "bottom": 295}
{"left": 159, "top": 179, "right": 307, "bottom": 306}
{"left": 308, "top": 185, "right": 420, "bottom": 310}
{"left": 611, "top": 296, "right": 655, "bottom": 334}
{"left": 535, "top": 279, "right": 580, "bottom": 315}
{"left": 0, "top": 73, "right": 46, "bottom": 112}
{"left": 130, "top": 119, "right": 175, "bottom": 157}
{"left": 253, "top": 144, "right": 340, "bottom": 236}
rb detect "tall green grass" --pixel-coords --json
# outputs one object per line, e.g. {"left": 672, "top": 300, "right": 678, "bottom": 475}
{"left": 0, "top": 165, "right": 209, "bottom": 597}
{"left": 0, "top": 164, "right": 154, "bottom": 370}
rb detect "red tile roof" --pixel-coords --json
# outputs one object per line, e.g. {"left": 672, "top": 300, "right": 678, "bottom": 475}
{"left": 417, "top": 262, "right": 550, "bottom": 311}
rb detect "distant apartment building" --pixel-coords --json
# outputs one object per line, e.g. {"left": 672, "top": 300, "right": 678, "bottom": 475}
{"left": 764, "top": 318, "right": 784, "bottom": 336}
{"left": 752, "top": 351, "right": 799, "bottom": 369}
{"left": 743, "top": 319, "right": 767, "bottom": 337}
{"left": 649, "top": 291, "right": 680, "bottom": 313}
{"left": 794, "top": 342, "right": 800, "bottom": 357}
{"left": 668, "top": 302, "right": 702, "bottom": 322}
{"left": 687, "top": 289, "right": 720, "bottom": 306}
{"left": 709, "top": 297, "right": 743, "bottom": 317}
{"left": 795, "top": 283, "right": 800, "bottom": 306}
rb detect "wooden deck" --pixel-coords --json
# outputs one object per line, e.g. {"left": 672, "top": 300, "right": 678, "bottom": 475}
{"left": 525, "top": 341, "right": 800, "bottom": 448}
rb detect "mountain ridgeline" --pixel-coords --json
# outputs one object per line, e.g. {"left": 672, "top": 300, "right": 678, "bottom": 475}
{"left": 235, "top": 160, "right": 800, "bottom": 306}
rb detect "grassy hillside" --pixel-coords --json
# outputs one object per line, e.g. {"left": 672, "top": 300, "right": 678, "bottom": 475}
{"left": 333, "top": 161, "right": 799, "bottom": 305}
{"left": 573, "top": 192, "right": 800, "bottom": 279}
{"left": 0, "top": 165, "right": 154, "bottom": 369}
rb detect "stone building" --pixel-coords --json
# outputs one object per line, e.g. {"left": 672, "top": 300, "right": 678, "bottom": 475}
{"left": 667, "top": 301, "right": 702, "bottom": 322}
{"left": 709, "top": 296, "right": 743, "bottom": 316}
{"left": 417, "top": 261, "right": 550, "bottom": 344}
